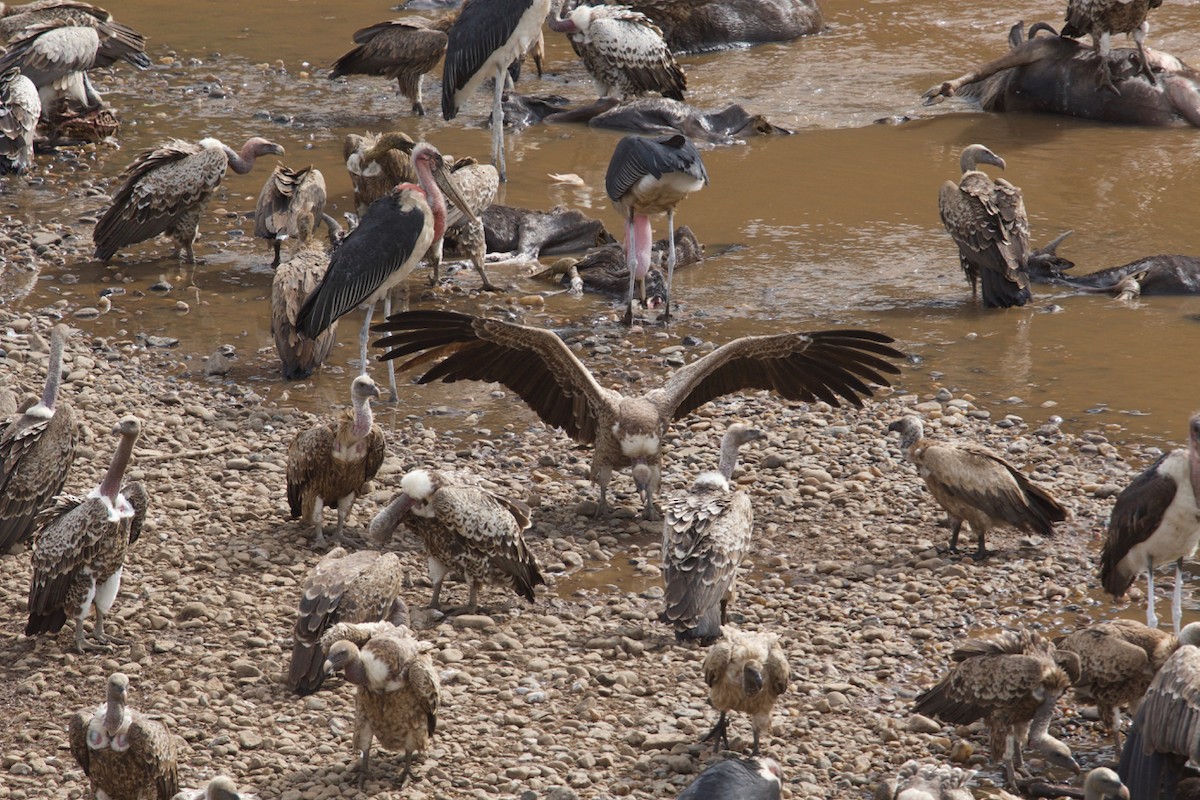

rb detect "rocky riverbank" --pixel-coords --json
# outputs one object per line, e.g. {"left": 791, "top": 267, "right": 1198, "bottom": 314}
{"left": 0, "top": 305, "right": 1160, "bottom": 799}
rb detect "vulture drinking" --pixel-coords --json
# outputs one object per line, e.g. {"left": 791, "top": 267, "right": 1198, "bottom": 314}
{"left": 678, "top": 756, "right": 782, "bottom": 800}
{"left": 322, "top": 621, "right": 441, "bottom": 789}
{"left": 286, "top": 375, "right": 386, "bottom": 549}
{"left": 69, "top": 672, "right": 179, "bottom": 800}
{"left": 25, "top": 415, "right": 146, "bottom": 652}
{"left": 93, "top": 136, "right": 285, "bottom": 263}
{"left": 0, "top": 323, "right": 79, "bottom": 554}
{"left": 289, "top": 546, "right": 409, "bottom": 696}
{"left": 372, "top": 309, "right": 903, "bottom": 520}
{"left": 888, "top": 416, "right": 1067, "bottom": 558}
{"left": 606, "top": 132, "right": 708, "bottom": 322}
{"left": 370, "top": 468, "right": 544, "bottom": 614}
{"left": 253, "top": 164, "right": 329, "bottom": 268}
{"left": 913, "top": 629, "right": 1080, "bottom": 788}
{"left": 938, "top": 144, "right": 1032, "bottom": 308}
{"left": 1100, "top": 413, "right": 1200, "bottom": 635}
{"left": 1062, "top": 0, "right": 1164, "bottom": 91}
{"left": 661, "top": 423, "right": 764, "bottom": 644}
{"left": 0, "top": 67, "right": 39, "bottom": 174}
{"left": 702, "top": 628, "right": 789, "bottom": 756}
{"left": 329, "top": 16, "right": 449, "bottom": 116}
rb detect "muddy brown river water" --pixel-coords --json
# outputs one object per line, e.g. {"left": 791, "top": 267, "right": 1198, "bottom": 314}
{"left": 5, "top": 0, "right": 1200, "bottom": 452}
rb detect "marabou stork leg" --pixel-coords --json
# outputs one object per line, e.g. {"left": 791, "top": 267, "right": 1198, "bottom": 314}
{"left": 1174, "top": 557, "right": 1185, "bottom": 635}
{"left": 381, "top": 294, "right": 399, "bottom": 402}
{"left": 358, "top": 301, "right": 376, "bottom": 377}
{"left": 659, "top": 207, "right": 677, "bottom": 321}
{"left": 1146, "top": 557, "right": 1159, "bottom": 629}
{"left": 1132, "top": 23, "right": 1156, "bottom": 85}
{"left": 701, "top": 711, "right": 730, "bottom": 753}
{"left": 493, "top": 62, "right": 507, "bottom": 182}
{"left": 622, "top": 211, "right": 637, "bottom": 326}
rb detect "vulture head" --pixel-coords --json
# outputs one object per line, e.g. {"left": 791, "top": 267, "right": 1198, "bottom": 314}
{"left": 100, "top": 672, "right": 130, "bottom": 736}
{"left": 324, "top": 640, "right": 367, "bottom": 686}
{"left": 958, "top": 143, "right": 1005, "bottom": 174}
{"left": 887, "top": 416, "right": 924, "bottom": 451}
{"left": 1083, "top": 768, "right": 1128, "bottom": 800}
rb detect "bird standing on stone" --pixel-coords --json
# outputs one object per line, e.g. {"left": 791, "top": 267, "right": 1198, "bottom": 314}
{"left": 888, "top": 416, "right": 1067, "bottom": 559}
{"left": 661, "top": 423, "right": 763, "bottom": 644}
{"left": 286, "top": 375, "right": 385, "bottom": 549}
{"left": 0, "top": 67, "right": 39, "bottom": 174}
{"left": 322, "top": 621, "right": 441, "bottom": 789}
{"left": 1062, "top": 0, "right": 1164, "bottom": 92}
{"left": 372, "top": 310, "right": 903, "bottom": 520}
{"left": 330, "top": 16, "right": 449, "bottom": 116}
{"left": 69, "top": 672, "right": 179, "bottom": 800}
{"left": 370, "top": 468, "right": 544, "bottom": 614}
{"left": 26, "top": 415, "right": 146, "bottom": 652}
{"left": 254, "top": 164, "right": 330, "bottom": 268}
{"left": 938, "top": 144, "right": 1032, "bottom": 309}
{"left": 702, "top": 628, "right": 789, "bottom": 756}
{"left": 93, "top": 136, "right": 285, "bottom": 263}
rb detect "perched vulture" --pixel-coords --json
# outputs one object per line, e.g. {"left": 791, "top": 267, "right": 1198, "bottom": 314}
{"left": 913, "top": 629, "right": 1079, "bottom": 788}
{"left": 329, "top": 16, "right": 449, "bottom": 116}
{"left": 370, "top": 468, "right": 544, "bottom": 614}
{"left": 1099, "top": 413, "right": 1200, "bottom": 634}
{"left": 0, "top": 67, "right": 40, "bottom": 174}
{"left": 93, "top": 136, "right": 285, "bottom": 263}
{"left": 679, "top": 757, "right": 782, "bottom": 800}
{"left": 322, "top": 621, "right": 440, "bottom": 789}
{"left": 69, "top": 672, "right": 179, "bottom": 800}
{"left": 26, "top": 416, "right": 146, "bottom": 652}
{"left": 1062, "top": 0, "right": 1163, "bottom": 91}
{"left": 288, "top": 546, "right": 409, "bottom": 696}
{"left": 888, "top": 415, "right": 1066, "bottom": 558}
{"left": 285, "top": 375, "right": 386, "bottom": 548}
{"left": 938, "top": 143, "right": 1032, "bottom": 308}
{"left": 253, "top": 164, "right": 329, "bottom": 268}
{"left": 702, "top": 628, "right": 789, "bottom": 756}
{"left": 0, "top": 323, "right": 79, "bottom": 554}
{"left": 661, "top": 423, "right": 763, "bottom": 644}
{"left": 372, "top": 310, "right": 904, "bottom": 520}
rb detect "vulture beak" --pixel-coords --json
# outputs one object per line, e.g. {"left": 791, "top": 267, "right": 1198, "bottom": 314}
{"left": 743, "top": 663, "right": 764, "bottom": 695}
{"left": 979, "top": 150, "right": 1005, "bottom": 170}
{"left": 432, "top": 164, "right": 479, "bottom": 226}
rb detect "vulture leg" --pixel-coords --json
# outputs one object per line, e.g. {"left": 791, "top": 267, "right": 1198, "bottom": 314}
{"left": 335, "top": 493, "right": 355, "bottom": 545}
{"left": 659, "top": 207, "right": 677, "bottom": 322}
{"left": 397, "top": 749, "right": 415, "bottom": 788}
{"left": 973, "top": 523, "right": 990, "bottom": 560}
{"left": 1146, "top": 557, "right": 1159, "bottom": 630}
{"left": 1104, "top": 703, "right": 1122, "bottom": 758}
{"left": 380, "top": 295, "right": 398, "bottom": 403}
{"left": 311, "top": 497, "right": 327, "bottom": 549}
{"left": 750, "top": 726, "right": 761, "bottom": 757}
{"left": 272, "top": 240, "right": 282, "bottom": 269}
{"left": 405, "top": 76, "right": 426, "bottom": 117}
{"left": 1094, "top": 34, "right": 1121, "bottom": 95}
{"left": 944, "top": 518, "right": 964, "bottom": 553}
{"left": 701, "top": 711, "right": 730, "bottom": 753}
{"left": 90, "top": 609, "right": 130, "bottom": 647}
{"left": 492, "top": 61, "right": 507, "bottom": 183}
{"left": 1132, "top": 23, "right": 1156, "bottom": 86}
{"left": 469, "top": 221, "right": 499, "bottom": 292}
{"left": 358, "top": 744, "right": 372, "bottom": 790}
{"left": 622, "top": 211, "right": 637, "bottom": 326}
{"left": 1174, "top": 557, "right": 1185, "bottom": 635}
{"left": 428, "top": 556, "right": 447, "bottom": 611}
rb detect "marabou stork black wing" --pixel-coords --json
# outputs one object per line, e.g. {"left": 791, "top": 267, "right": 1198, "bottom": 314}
{"left": 605, "top": 133, "right": 707, "bottom": 202}
{"left": 442, "top": 0, "right": 533, "bottom": 119}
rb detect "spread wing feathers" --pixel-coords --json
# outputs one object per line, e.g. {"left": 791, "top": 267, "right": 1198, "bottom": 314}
{"left": 289, "top": 548, "right": 406, "bottom": 695}
{"left": 273, "top": 245, "right": 337, "bottom": 380}
{"left": 431, "top": 484, "right": 544, "bottom": 601}
{"left": 605, "top": 134, "right": 707, "bottom": 201}
{"left": 1126, "top": 646, "right": 1200, "bottom": 764}
{"left": 1100, "top": 453, "right": 1177, "bottom": 597}
{"left": 93, "top": 141, "right": 228, "bottom": 261}
{"left": 330, "top": 19, "right": 447, "bottom": 80}
{"left": 918, "top": 442, "right": 1066, "bottom": 534}
{"left": 442, "top": 0, "right": 537, "bottom": 118}
{"left": 68, "top": 709, "right": 90, "bottom": 777}
{"left": 0, "top": 401, "right": 77, "bottom": 552}
{"left": 939, "top": 173, "right": 1031, "bottom": 308}
{"left": 294, "top": 189, "right": 432, "bottom": 340}
{"left": 661, "top": 487, "right": 751, "bottom": 639}
{"left": 126, "top": 715, "right": 181, "bottom": 799}
{"left": 576, "top": 10, "right": 686, "bottom": 99}
{"left": 653, "top": 329, "right": 904, "bottom": 420}
{"left": 0, "top": 69, "right": 40, "bottom": 174}
{"left": 26, "top": 494, "right": 122, "bottom": 630}
{"left": 373, "top": 310, "right": 616, "bottom": 446}
{"left": 0, "top": 22, "right": 97, "bottom": 85}
{"left": 443, "top": 161, "right": 498, "bottom": 230}
{"left": 123, "top": 481, "right": 148, "bottom": 545}
{"left": 255, "top": 165, "right": 326, "bottom": 240}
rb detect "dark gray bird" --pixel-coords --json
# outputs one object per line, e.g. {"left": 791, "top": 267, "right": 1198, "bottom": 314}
{"left": 1062, "top": 0, "right": 1164, "bottom": 92}
{"left": 330, "top": 16, "right": 449, "bottom": 115}
{"left": 371, "top": 310, "right": 904, "bottom": 520}
{"left": 606, "top": 133, "right": 708, "bottom": 323}
{"left": 678, "top": 757, "right": 782, "bottom": 800}
{"left": 888, "top": 415, "right": 1067, "bottom": 559}
{"left": 1100, "top": 413, "right": 1200, "bottom": 635}
{"left": 69, "top": 672, "right": 179, "bottom": 800}
{"left": 26, "top": 416, "right": 146, "bottom": 651}
{"left": 254, "top": 164, "right": 329, "bottom": 268}
{"left": 661, "top": 423, "right": 763, "bottom": 644}
{"left": 938, "top": 144, "right": 1032, "bottom": 308}
{"left": 441, "top": 0, "right": 552, "bottom": 181}
{"left": 0, "top": 323, "right": 78, "bottom": 554}
{"left": 0, "top": 67, "right": 40, "bottom": 174}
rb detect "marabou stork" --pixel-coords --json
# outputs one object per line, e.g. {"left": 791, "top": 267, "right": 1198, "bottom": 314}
{"left": 1100, "top": 413, "right": 1200, "bottom": 635}
{"left": 441, "top": 0, "right": 552, "bottom": 182}
{"left": 294, "top": 141, "right": 474, "bottom": 401}
{"left": 606, "top": 133, "right": 708, "bottom": 324}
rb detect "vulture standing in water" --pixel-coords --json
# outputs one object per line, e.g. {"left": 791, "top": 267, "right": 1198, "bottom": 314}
{"left": 286, "top": 375, "right": 386, "bottom": 549}
{"left": 271, "top": 217, "right": 343, "bottom": 380}
{"left": 0, "top": 323, "right": 79, "bottom": 554}
{"left": 661, "top": 423, "right": 763, "bottom": 644}
{"left": 702, "top": 628, "right": 789, "bottom": 756}
{"left": 254, "top": 164, "right": 330, "bottom": 268}
{"left": 678, "top": 757, "right": 782, "bottom": 800}
{"left": 93, "top": 136, "right": 285, "bottom": 263}
{"left": 26, "top": 415, "right": 146, "bottom": 652}
{"left": 0, "top": 67, "right": 40, "bottom": 175}
{"left": 1062, "top": 0, "right": 1164, "bottom": 92}
{"left": 170, "top": 775, "right": 258, "bottom": 800}
{"left": 370, "top": 468, "right": 544, "bottom": 614}
{"left": 372, "top": 310, "right": 903, "bottom": 520}
{"left": 1100, "top": 413, "right": 1200, "bottom": 635}
{"left": 939, "top": 143, "right": 1032, "bottom": 309}
{"left": 432, "top": 155, "right": 500, "bottom": 291}
{"left": 69, "top": 672, "right": 179, "bottom": 800}
{"left": 288, "top": 546, "right": 409, "bottom": 696}
{"left": 329, "top": 16, "right": 449, "bottom": 116}
{"left": 343, "top": 130, "right": 416, "bottom": 218}
{"left": 548, "top": 2, "right": 686, "bottom": 101}
{"left": 1118, "top": 625, "right": 1200, "bottom": 799}
{"left": 888, "top": 416, "right": 1066, "bottom": 559}
{"left": 913, "top": 629, "right": 1080, "bottom": 788}
{"left": 322, "top": 621, "right": 440, "bottom": 789}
